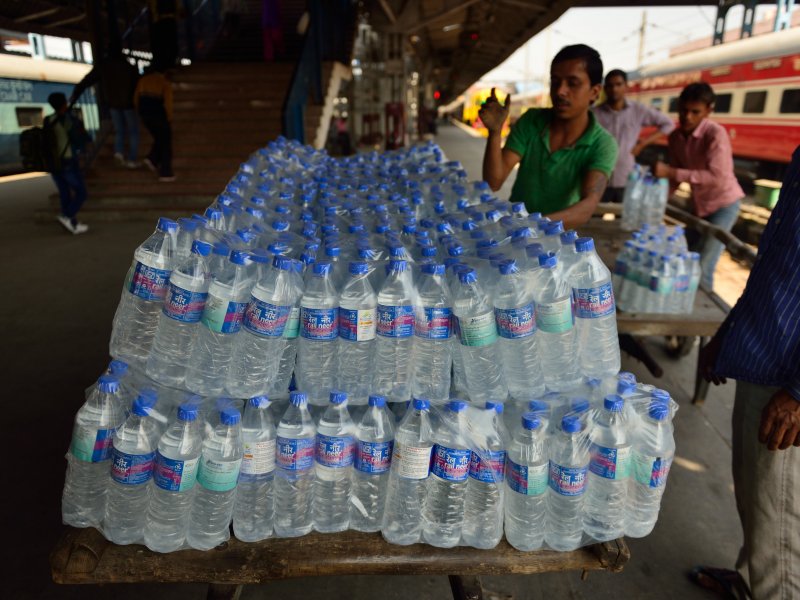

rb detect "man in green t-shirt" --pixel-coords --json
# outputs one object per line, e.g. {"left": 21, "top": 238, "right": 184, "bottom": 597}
{"left": 480, "top": 44, "right": 618, "bottom": 229}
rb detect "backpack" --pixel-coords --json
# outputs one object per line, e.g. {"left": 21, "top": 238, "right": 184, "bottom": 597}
{"left": 19, "top": 117, "right": 66, "bottom": 172}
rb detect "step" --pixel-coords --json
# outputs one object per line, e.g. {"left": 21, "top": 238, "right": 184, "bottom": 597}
{"left": 84, "top": 180, "right": 229, "bottom": 196}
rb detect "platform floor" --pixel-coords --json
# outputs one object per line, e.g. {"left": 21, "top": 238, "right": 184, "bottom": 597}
{"left": 1, "top": 125, "right": 743, "bottom": 599}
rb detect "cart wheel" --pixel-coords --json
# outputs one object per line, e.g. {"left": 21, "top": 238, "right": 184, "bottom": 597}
{"left": 665, "top": 335, "right": 696, "bottom": 358}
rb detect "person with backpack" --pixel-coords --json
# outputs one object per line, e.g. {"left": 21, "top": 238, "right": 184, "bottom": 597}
{"left": 134, "top": 63, "right": 175, "bottom": 182}
{"left": 46, "top": 93, "right": 89, "bottom": 235}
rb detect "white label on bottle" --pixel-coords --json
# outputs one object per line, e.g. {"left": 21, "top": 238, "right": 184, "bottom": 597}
{"left": 339, "top": 308, "right": 376, "bottom": 341}
{"left": 456, "top": 311, "right": 498, "bottom": 347}
{"left": 393, "top": 441, "right": 432, "bottom": 479}
{"left": 536, "top": 297, "right": 574, "bottom": 333}
{"left": 240, "top": 439, "right": 276, "bottom": 476}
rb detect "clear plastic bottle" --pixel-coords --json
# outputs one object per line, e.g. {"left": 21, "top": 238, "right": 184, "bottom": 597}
{"left": 336, "top": 262, "right": 377, "bottom": 405}
{"left": 227, "top": 256, "right": 297, "bottom": 398}
{"left": 583, "top": 395, "right": 631, "bottom": 542}
{"left": 566, "top": 238, "right": 621, "bottom": 378}
{"left": 187, "top": 407, "right": 243, "bottom": 550}
{"left": 232, "top": 395, "right": 276, "bottom": 542}
{"left": 382, "top": 397, "right": 433, "bottom": 545}
{"left": 146, "top": 240, "right": 212, "bottom": 387}
{"left": 626, "top": 402, "right": 675, "bottom": 538}
{"left": 683, "top": 252, "right": 702, "bottom": 313}
{"left": 270, "top": 260, "right": 304, "bottom": 400}
{"left": 452, "top": 268, "right": 508, "bottom": 403}
{"left": 412, "top": 263, "right": 453, "bottom": 403}
{"left": 648, "top": 254, "right": 675, "bottom": 314}
{"left": 184, "top": 250, "right": 252, "bottom": 396}
{"left": 530, "top": 253, "right": 581, "bottom": 391}
{"left": 295, "top": 262, "right": 339, "bottom": 406}
{"left": 143, "top": 403, "right": 204, "bottom": 553}
{"left": 274, "top": 391, "right": 317, "bottom": 537}
{"left": 423, "top": 400, "right": 471, "bottom": 548}
{"left": 110, "top": 218, "right": 178, "bottom": 367}
{"left": 350, "top": 395, "right": 395, "bottom": 532}
{"left": 670, "top": 253, "right": 690, "bottom": 315}
{"left": 103, "top": 395, "right": 160, "bottom": 544}
{"left": 617, "top": 245, "right": 644, "bottom": 312}
{"left": 504, "top": 412, "right": 548, "bottom": 551}
{"left": 545, "top": 414, "right": 589, "bottom": 551}
{"left": 611, "top": 240, "right": 636, "bottom": 302}
{"left": 313, "top": 391, "right": 356, "bottom": 533}
{"left": 62, "top": 375, "right": 127, "bottom": 528}
{"left": 374, "top": 259, "right": 417, "bottom": 403}
{"left": 493, "top": 259, "right": 545, "bottom": 401}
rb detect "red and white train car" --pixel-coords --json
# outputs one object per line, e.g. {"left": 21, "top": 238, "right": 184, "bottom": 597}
{"left": 628, "top": 26, "right": 800, "bottom": 173}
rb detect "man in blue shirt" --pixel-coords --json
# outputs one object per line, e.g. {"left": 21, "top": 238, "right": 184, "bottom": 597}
{"left": 698, "top": 146, "right": 800, "bottom": 599}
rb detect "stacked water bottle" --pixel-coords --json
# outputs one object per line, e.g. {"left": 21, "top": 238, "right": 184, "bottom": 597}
{"left": 613, "top": 224, "right": 702, "bottom": 314}
{"left": 621, "top": 165, "right": 670, "bottom": 231}
{"left": 61, "top": 137, "right": 677, "bottom": 552}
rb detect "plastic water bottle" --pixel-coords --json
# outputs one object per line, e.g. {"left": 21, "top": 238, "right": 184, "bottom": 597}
{"left": 382, "top": 397, "right": 433, "bottom": 545}
{"left": 110, "top": 218, "right": 178, "bottom": 367}
{"left": 648, "top": 255, "right": 674, "bottom": 314}
{"left": 530, "top": 253, "right": 581, "bottom": 391}
{"left": 462, "top": 404, "right": 507, "bottom": 549}
{"left": 617, "top": 245, "right": 644, "bottom": 312}
{"left": 313, "top": 391, "right": 356, "bottom": 533}
{"left": 227, "top": 256, "right": 297, "bottom": 398}
{"left": 184, "top": 250, "right": 251, "bottom": 396}
{"left": 567, "top": 238, "right": 621, "bottom": 378}
{"left": 350, "top": 395, "right": 395, "bottom": 532}
{"left": 423, "top": 400, "right": 471, "bottom": 548}
{"left": 493, "top": 259, "right": 545, "bottom": 401}
{"left": 62, "top": 375, "right": 127, "bottom": 528}
{"left": 683, "top": 252, "right": 702, "bottom": 313}
{"left": 670, "top": 254, "right": 689, "bottom": 314}
{"left": 103, "top": 395, "right": 160, "bottom": 544}
{"left": 374, "top": 259, "right": 416, "bottom": 403}
{"left": 270, "top": 261, "right": 304, "bottom": 399}
{"left": 232, "top": 395, "right": 276, "bottom": 542}
{"left": 295, "top": 262, "right": 339, "bottom": 406}
{"left": 545, "top": 414, "right": 589, "bottom": 551}
{"left": 611, "top": 241, "right": 635, "bottom": 299}
{"left": 583, "top": 395, "right": 631, "bottom": 541}
{"left": 626, "top": 402, "right": 675, "bottom": 538}
{"left": 336, "top": 262, "right": 377, "bottom": 405}
{"left": 274, "top": 391, "right": 316, "bottom": 537}
{"left": 452, "top": 268, "right": 508, "bottom": 403}
{"left": 143, "top": 403, "right": 204, "bottom": 553}
{"left": 145, "top": 240, "right": 212, "bottom": 387}
{"left": 411, "top": 263, "right": 453, "bottom": 403}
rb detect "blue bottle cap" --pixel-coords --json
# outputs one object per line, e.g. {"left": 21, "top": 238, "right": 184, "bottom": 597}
{"left": 421, "top": 263, "right": 445, "bottom": 275}
{"left": 131, "top": 396, "right": 151, "bottom": 417}
{"left": 498, "top": 259, "right": 519, "bottom": 275}
{"left": 512, "top": 202, "right": 526, "bottom": 213}
{"left": 249, "top": 248, "right": 270, "bottom": 264}
{"left": 205, "top": 207, "right": 222, "bottom": 220}
{"left": 561, "top": 230, "right": 578, "bottom": 245}
{"left": 651, "top": 389, "right": 670, "bottom": 401}
{"left": 272, "top": 220, "right": 290, "bottom": 232}
{"left": 313, "top": 261, "right": 332, "bottom": 276}
{"left": 538, "top": 252, "right": 558, "bottom": 269}
{"left": 300, "top": 252, "right": 316, "bottom": 266}
{"left": 447, "top": 400, "right": 467, "bottom": 413}
{"left": 268, "top": 243, "right": 289, "bottom": 255}
{"left": 649, "top": 401, "right": 669, "bottom": 421}
{"left": 108, "top": 359, "right": 128, "bottom": 376}
{"left": 617, "top": 379, "right": 637, "bottom": 395}
{"left": 525, "top": 243, "right": 544, "bottom": 259}
{"left": 485, "top": 401, "right": 504, "bottom": 414}
{"left": 325, "top": 245, "right": 341, "bottom": 257}
{"left": 220, "top": 407, "right": 241, "bottom": 426}
{"left": 458, "top": 267, "right": 477, "bottom": 284}
{"left": 528, "top": 400, "right": 548, "bottom": 414}
{"left": 273, "top": 256, "right": 292, "bottom": 270}
{"left": 545, "top": 221, "right": 564, "bottom": 235}
{"left": 604, "top": 394, "right": 625, "bottom": 412}
{"left": 402, "top": 224, "right": 416, "bottom": 234}
{"left": 177, "top": 403, "right": 198, "bottom": 421}
{"left": 249, "top": 395, "right": 271, "bottom": 408}
{"left": 561, "top": 415, "right": 581, "bottom": 433}
{"left": 349, "top": 261, "right": 369, "bottom": 275}
{"left": 97, "top": 374, "right": 120, "bottom": 394}
{"left": 230, "top": 250, "right": 250, "bottom": 265}
{"left": 522, "top": 413, "right": 542, "bottom": 430}
{"left": 412, "top": 397, "right": 430, "bottom": 410}
{"left": 618, "top": 371, "right": 636, "bottom": 383}
{"left": 290, "top": 391, "right": 308, "bottom": 406}
{"left": 330, "top": 391, "right": 348, "bottom": 404}
{"left": 213, "top": 242, "right": 230, "bottom": 256}
{"left": 571, "top": 398, "right": 591, "bottom": 413}
{"left": 388, "top": 259, "right": 407, "bottom": 272}
{"left": 157, "top": 217, "right": 178, "bottom": 233}
{"left": 368, "top": 395, "right": 387, "bottom": 407}
{"left": 191, "top": 240, "right": 212, "bottom": 257}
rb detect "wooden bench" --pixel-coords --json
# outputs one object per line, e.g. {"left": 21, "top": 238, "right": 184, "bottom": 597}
{"left": 51, "top": 527, "right": 630, "bottom": 600}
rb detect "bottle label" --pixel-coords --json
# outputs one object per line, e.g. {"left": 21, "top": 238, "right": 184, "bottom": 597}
{"left": 430, "top": 444, "right": 471, "bottom": 482}
{"left": 355, "top": 440, "right": 393, "bottom": 474}
{"left": 339, "top": 308, "right": 376, "bottom": 341}
{"left": 507, "top": 460, "right": 548, "bottom": 496}
{"left": 239, "top": 439, "right": 276, "bottom": 482}
{"left": 153, "top": 452, "right": 199, "bottom": 492}
{"left": 573, "top": 282, "right": 615, "bottom": 319}
{"left": 110, "top": 449, "right": 155, "bottom": 485}
{"left": 633, "top": 452, "right": 672, "bottom": 488}
{"left": 674, "top": 274, "right": 690, "bottom": 293}
{"left": 548, "top": 462, "right": 587, "bottom": 496}
{"left": 535, "top": 298, "right": 574, "bottom": 333}
{"left": 202, "top": 294, "right": 247, "bottom": 334}
{"left": 128, "top": 261, "right": 170, "bottom": 302}
{"left": 197, "top": 456, "right": 242, "bottom": 492}
{"left": 301, "top": 307, "right": 339, "bottom": 340}
{"left": 243, "top": 298, "right": 292, "bottom": 337}
{"left": 613, "top": 259, "right": 628, "bottom": 277}
{"left": 69, "top": 426, "right": 115, "bottom": 463}
{"left": 163, "top": 283, "right": 208, "bottom": 323}
{"left": 276, "top": 436, "right": 315, "bottom": 471}
{"left": 495, "top": 303, "right": 535, "bottom": 339}
{"left": 392, "top": 442, "right": 432, "bottom": 479}
{"left": 377, "top": 304, "right": 415, "bottom": 338}
{"left": 283, "top": 307, "right": 300, "bottom": 339}
{"left": 468, "top": 449, "right": 506, "bottom": 483}
{"left": 649, "top": 276, "right": 673, "bottom": 295}
{"left": 415, "top": 307, "right": 452, "bottom": 340}
{"left": 589, "top": 444, "right": 631, "bottom": 480}
{"left": 456, "top": 311, "right": 498, "bottom": 347}
{"left": 315, "top": 434, "right": 355, "bottom": 468}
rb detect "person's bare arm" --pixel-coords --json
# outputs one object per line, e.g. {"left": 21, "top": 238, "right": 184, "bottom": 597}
{"left": 545, "top": 170, "right": 608, "bottom": 229}
{"left": 479, "top": 88, "right": 519, "bottom": 190}
{"left": 632, "top": 130, "right": 666, "bottom": 157}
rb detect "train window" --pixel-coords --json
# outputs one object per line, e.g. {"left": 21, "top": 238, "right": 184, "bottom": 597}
{"left": 650, "top": 98, "right": 663, "bottom": 111}
{"left": 743, "top": 91, "right": 767, "bottom": 114}
{"left": 780, "top": 89, "right": 800, "bottom": 113}
{"left": 713, "top": 93, "right": 732, "bottom": 114}
{"left": 16, "top": 107, "right": 43, "bottom": 128}
{"left": 667, "top": 97, "right": 679, "bottom": 113}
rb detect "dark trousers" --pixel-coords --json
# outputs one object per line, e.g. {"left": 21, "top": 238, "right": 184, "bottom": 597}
{"left": 51, "top": 157, "right": 87, "bottom": 221}
{"left": 140, "top": 109, "right": 173, "bottom": 177}
{"left": 602, "top": 186, "right": 625, "bottom": 203}
{"left": 151, "top": 18, "right": 178, "bottom": 67}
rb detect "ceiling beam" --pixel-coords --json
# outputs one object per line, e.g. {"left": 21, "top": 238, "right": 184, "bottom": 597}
{"left": 46, "top": 13, "right": 87, "bottom": 29}
{"left": 0, "top": 14, "right": 89, "bottom": 41}
{"left": 496, "top": 0, "right": 547, "bottom": 11}
{"left": 14, "top": 8, "right": 61, "bottom": 23}
{"left": 405, "top": 0, "right": 482, "bottom": 34}
{"left": 378, "top": 0, "right": 397, "bottom": 23}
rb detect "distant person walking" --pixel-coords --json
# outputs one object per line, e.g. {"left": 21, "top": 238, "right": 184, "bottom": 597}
{"left": 654, "top": 82, "right": 743, "bottom": 290}
{"left": 71, "top": 52, "right": 140, "bottom": 168}
{"left": 46, "top": 93, "right": 89, "bottom": 235}
{"left": 592, "top": 69, "right": 674, "bottom": 202}
{"left": 134, "top": 64, "right": 175, "bottom": 182}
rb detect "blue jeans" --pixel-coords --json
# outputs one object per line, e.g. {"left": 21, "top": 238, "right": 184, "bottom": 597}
{"left": 690, "top": 200, "right": 741, "bottom": 290}
{"left": 51, "top": 157, "right": 87, "bottom": 221}
{"left": 109, "top": 108, "right": 139, "bottom": 161}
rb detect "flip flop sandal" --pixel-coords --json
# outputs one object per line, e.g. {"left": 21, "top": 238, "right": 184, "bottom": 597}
{"left": 688, "top": 566, "right": 751, "bottom": 600}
